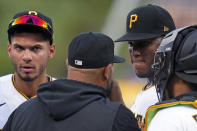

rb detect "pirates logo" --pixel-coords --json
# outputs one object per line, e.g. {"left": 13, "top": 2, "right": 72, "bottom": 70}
{"left": 129, "top": 14, "right": 138, "bottom": 29}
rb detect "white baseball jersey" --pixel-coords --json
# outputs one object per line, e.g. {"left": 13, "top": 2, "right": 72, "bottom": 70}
{"left": 0, "top": 74, "right": 55, "bottom": 129}
{"left": 148, "top": 105, "right": 197, "bottom": 131}
{"left": 131, "top": 84, "right": 159, "bottom": 125}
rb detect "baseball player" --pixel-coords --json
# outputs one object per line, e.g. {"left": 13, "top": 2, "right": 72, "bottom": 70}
{"left": 145, "top": 25, "right": 197, "bottom": 131}
{"left": 2, "top": 32, "right": 140, "bottom": 131}
{"left": 0, "top": 10, "right": 56, "bottom": 129}
{"left": 115, "top": 4, "right": 175, "bottom": 129}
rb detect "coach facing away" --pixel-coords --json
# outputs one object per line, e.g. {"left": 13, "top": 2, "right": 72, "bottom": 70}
{"left": 3, "top": 32, "right": 140, "bottom": 131}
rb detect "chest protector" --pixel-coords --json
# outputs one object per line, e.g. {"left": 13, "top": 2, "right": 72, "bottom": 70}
{"left": 144, "top": 93, "right": 197, "bottom": 131}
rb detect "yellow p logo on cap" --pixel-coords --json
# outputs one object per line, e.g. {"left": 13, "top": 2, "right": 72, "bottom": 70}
{"left": 129, "top": 14, "right": 138, "bottom": 29}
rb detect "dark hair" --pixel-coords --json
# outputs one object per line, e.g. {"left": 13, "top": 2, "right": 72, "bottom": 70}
{"left": 8, "top": 27, "right": 53, "bottom": 45}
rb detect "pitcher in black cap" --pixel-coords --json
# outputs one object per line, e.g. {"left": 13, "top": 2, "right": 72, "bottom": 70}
{"left": 3, "top": 32, "right": 140, "bottom": 131}
{"left": 115, "top": 4, "right": 175, "bottom": 129}
{"left": 0, "top": 10, "right": 56, "bottom": 129}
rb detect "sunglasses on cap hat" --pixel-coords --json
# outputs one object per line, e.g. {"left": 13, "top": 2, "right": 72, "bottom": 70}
{"left": 11, "top": 14, "right": 51, "bottom": 30}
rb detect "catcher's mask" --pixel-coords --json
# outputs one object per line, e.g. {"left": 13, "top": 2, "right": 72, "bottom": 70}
{"left": 152, "top": 25, "right": 197, "bottom": 101}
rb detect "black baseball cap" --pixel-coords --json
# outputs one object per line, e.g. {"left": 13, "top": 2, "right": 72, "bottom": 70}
{"left": 68, "top": 32, "right": 125, "bottom": 69}
{"left": 8, "top": 10, "right": 53, "bottom": 44}
{"left": 115, "top": 4, "right": 175, "bottom": 42}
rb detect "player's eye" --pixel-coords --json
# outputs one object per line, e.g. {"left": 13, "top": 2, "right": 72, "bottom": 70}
{"left": 31, "top": 46, "right": 41, "bottom": 52}
{"left": 14, "top": 45, "right": 24, "bottom": 51}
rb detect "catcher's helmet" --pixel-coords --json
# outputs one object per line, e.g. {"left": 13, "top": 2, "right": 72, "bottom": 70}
{"left": 152, "top": 25, "right": 197, "bottom": 101}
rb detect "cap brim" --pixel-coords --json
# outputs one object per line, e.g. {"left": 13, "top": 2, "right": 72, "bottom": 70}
{"left": 115, "top": 32, "right": 162, "bottom": 42}
{"left": 8, "top": 24, "right": 52, "bottom": 38}
{"left": 113, "top": 55, "right": 125, "bottom": 63}
{"left": 175, "top": 72, "right": 197, "bottom": 84}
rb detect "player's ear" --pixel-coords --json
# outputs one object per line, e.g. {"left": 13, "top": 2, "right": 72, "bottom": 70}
{"left": 103, "top": 64, "right": 112, "bottom": 80}
{"left": 48, "top": 44, "right": 55, "bottom": 58}
{"left": 8, "top": 43, "right": 11, "bottom": 57}
{"left": 65, "top": 59, "right": 69, "bottom": 66}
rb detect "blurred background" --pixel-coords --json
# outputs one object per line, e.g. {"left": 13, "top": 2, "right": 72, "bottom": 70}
{"left": 0, "top": 0, "right": 196, "bottom": 107}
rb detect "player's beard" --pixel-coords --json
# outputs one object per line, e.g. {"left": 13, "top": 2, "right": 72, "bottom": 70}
{"left": 136, "top": 67, "right": 154, "bottom": 81}
{"left": 13, "top": 63, "right": 46, "bottom": 82}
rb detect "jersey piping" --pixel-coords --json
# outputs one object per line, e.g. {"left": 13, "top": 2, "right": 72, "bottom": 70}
{"left": 11, "top": 74, "right": 53, "bottom": 100}
{"left": 144, "top": 100, "right": 197, "bottom": 131}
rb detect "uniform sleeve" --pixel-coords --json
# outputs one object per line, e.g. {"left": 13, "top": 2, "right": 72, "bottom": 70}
{"left": 112, "top": 104, "right": 140, "bottom": 131}
{"left": 2, "top": 110, "right": 16, "bottom": 131}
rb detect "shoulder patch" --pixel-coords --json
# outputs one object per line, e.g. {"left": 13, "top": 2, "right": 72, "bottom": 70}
{"left": 192, "top": 114, "right": 197, "bottom": 122}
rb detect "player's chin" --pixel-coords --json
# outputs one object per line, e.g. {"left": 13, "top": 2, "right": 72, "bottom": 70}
{"left": 21, "top": 76, "right": 36, "bottom": 81}
{"left": 19, "top": 73, "right": 37, "bottom": 81}
{"left": 136, "top": 73, "right": 149, "bottom": 78}
{"left": 135, "top": 69, "right": 149, "bottom": 78}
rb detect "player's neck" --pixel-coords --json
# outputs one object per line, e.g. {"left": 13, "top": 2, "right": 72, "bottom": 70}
{"left": 172, "top": 80, "right": 192, "bottom": 98}
{"left": 165, "top": 76, "right": 192, "bottom": 99}
{"left": 13, "top": 73, "right": 48, "bottom": 98}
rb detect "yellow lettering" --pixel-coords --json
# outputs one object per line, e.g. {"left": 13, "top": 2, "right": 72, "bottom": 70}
{"left": 129, "top": 14, "right": 138, "bottom": 29}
